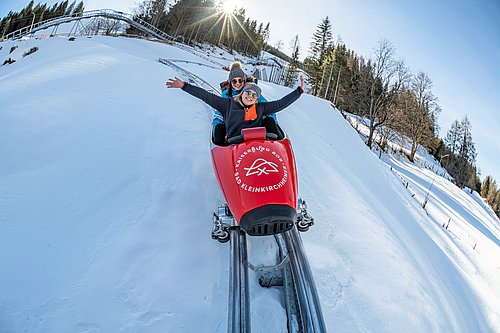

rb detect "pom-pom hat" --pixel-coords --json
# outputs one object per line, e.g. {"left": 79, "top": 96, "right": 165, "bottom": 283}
{"left": 228, "top": 62, "right": 247, "bottom": 81}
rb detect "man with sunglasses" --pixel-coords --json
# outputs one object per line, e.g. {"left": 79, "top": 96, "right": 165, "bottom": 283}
{"left": 166, "top": 76, "right": 304, "bottom": 143}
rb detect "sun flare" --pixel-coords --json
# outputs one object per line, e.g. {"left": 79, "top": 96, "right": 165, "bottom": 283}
{"left": 222, "top": 0, "right": 238, "bottom": 14}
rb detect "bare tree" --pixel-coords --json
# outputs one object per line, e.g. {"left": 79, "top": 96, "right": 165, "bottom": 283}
{"left": 380, "top": 59, "right": 411, "bottom": 149}
{"left": 409, "top": 71, "right": 439, "bottom": 160}
{"left": 365, "top": 39, "right": 398, "bottom": 148}
{"left": 133, "top": 0, "right": 168, "bottom": 27}
{"left": 84, "top": 17, "right": 127, "bottom": 36}
{"left": 392, "top": 71, "right": 439, "bottom": 161}
{"left": 151, "top": 0, "right": 168, "bottom": 27}
{"left": 274, "top": 39, "right": 284, "bottom": 52}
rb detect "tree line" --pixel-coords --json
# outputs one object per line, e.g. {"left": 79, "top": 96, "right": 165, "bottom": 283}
{"left": 129, "top": 0, "right": 270, "bottom": 57}
{"left": 304, "top": 16, "right": 440, "bottom": 162}
{"left": 440, "top": 117, "right": 500, "bottom": 216}
{"left": 302, "top": 16, "right": 499, "bottom": 217}
{"left": 480, "top": 176, "right": 500, "bottom": 217}
{"left": 0, "top": 0, "right": 84, "bottom": 38}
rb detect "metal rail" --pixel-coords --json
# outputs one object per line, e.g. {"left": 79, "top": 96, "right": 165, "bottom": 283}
{"left": 164, "top": 58, "right": 224, "bottom": 71}
{"left": 4, "top": 9, "right": 175, "bottom": 41}
{"left": 158, "top": 58, "right": 221, "bottom": 94}
{"left": 248, "top": 226, "right": 327, "bottom": 333}
{"left": 275, "top": 234, "right": 302, "bottom": 331}
{"left": 282, "top": 227, "right": 327, "bottom": 332}
{"left": 228, "top": 227, "right": 251, "bottom": 333}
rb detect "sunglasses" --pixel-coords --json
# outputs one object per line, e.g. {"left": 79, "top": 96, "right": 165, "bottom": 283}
{"left": 243, "top": 90, "right": 258, "bottom": 99}
{"left": 231, "top": 78, "right": 244, "bottom": 84}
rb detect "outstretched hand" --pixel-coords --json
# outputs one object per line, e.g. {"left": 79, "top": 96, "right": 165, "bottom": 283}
{"left": 299, "top": 75, "right": 305, "bottom": 92}
{"left": 166, "top": 77, "right": 185, "bottom": 89}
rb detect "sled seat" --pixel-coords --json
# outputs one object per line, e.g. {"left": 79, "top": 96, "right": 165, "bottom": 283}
{"left": 213, "top": 119, "right": 284, "bottom": 146}
{"left": 212, "top": 123, "right": 228, "bottom": 146}
{"left": 262, "top": 117, "right": 283, "bottom": 140}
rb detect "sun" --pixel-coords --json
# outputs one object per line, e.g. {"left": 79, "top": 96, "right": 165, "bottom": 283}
{"left": 221, "top": 0, "right": 238, "bottom": 14}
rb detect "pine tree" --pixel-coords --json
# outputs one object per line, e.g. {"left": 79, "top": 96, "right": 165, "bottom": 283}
{"left": 469, "top": 166, "right": 481, "bottom": 193}
{"left": 458, "top": 116, "right": 476, "bottom": 165}
{"left": 444, "top": 117, "right": 478, "bottom": 188}
{"left": 307, "top": 16, "right": 334, "bottom": 95}
{"left": 310, "top": 16, "right": 333, "bottom": 63}
{"left": 73, "top": 1, "right": 84, "bottom": 16}
{"left": 493, "top": 190, "right": 500, "bottom": 216}
{"left": 486, "top": 180, "right": 497, "bottom": 206}
{"left": 0, "top": 1, "right": 84, "bottom": 37}
{"left": 263, "top": 22, "right": 270, "bottom": 41}
{"left": 284, "top": 35, "right": 300, "bottom": 87}
{"left": 325, "top": 44, "right": 350, "bottom": 105}
{"left": 481, "top": 176, "right": 492, "bottom": 198}
{"left": 56, "top": 1, "right": 69, "bottom": 16}
{"left": 445, "top": 120, "right": 462, "bottom": 155}
{"left": 65, "top": 1, "right": 76, "bottom": 16}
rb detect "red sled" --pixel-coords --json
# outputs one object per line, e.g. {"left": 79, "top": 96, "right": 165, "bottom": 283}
{"left": 211, "top": 127, "right": 298, "bottom": 236}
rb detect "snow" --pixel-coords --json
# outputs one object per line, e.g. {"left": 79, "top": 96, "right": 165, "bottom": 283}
{"left": 0, "top": 35, "right": 498, "bottom": 332}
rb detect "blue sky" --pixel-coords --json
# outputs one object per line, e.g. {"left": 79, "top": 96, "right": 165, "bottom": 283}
{"left": 2, "top": 0, "right": 499, "bottom": 180}
{"left": 244, "top": 0, "right": 500, "bottom": 180}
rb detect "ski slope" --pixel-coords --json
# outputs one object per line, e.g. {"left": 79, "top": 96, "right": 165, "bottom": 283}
{"left": 0, "top": 35, "right": 499, "bottom": 332}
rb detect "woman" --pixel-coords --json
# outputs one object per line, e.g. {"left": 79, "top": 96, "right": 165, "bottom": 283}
{"left": 166, "top": 76, "right": 304, "bottom": 143}
{"left": 213, "top": 62, "right": 271, "bottom": 145}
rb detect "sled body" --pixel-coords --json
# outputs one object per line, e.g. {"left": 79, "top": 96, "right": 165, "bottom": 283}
{"left": 211, "top": 127, "right": 298, "bottom": 236}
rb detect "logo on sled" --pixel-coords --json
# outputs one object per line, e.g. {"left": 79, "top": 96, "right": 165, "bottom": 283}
{"left": 244, "top": 158, "right": 279, "bottom": 176}
{"left": 234, "top": 145, "right": 288, "bottom": 193}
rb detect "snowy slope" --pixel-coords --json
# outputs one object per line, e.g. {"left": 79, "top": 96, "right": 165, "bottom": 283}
{"left": 0, "top": 36, "right": 498, "bottom": 333}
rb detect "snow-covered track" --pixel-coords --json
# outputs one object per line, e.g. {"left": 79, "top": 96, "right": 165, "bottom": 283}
{"left": 4, "top": 9, "right": 174, "bottom": 41}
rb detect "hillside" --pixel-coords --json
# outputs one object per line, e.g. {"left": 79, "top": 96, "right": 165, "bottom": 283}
{"left": 0, "top": 35, "right": 498, "bottom": 332}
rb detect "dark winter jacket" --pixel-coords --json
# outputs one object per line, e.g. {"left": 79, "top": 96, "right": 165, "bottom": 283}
{"left": 182, "top": 83, "right": 302, "bottom": 139}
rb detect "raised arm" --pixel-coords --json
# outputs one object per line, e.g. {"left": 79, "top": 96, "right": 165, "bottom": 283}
{"left": 261, "top": 76, "right": 305, "bottom": 115}
{"left": 166, "top": 77, "right": 229, "bottom": 115}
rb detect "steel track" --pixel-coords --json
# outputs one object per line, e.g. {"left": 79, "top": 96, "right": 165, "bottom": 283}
{"left": 230, "top": 224, "right": 327, "bottom": 333}
{"left": 158, "top": 58, "right": 221, "bottom": 94}
{"left": 280, "top": 227, "right": 327, "bottom": 332}
{"left": 228, "top": 227, "right": 251, "bottom": 333}
{"left": 4, "top": 9, "right": 174, "bottom": 41}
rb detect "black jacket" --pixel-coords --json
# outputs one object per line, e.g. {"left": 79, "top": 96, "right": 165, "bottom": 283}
{"left": 181, "top": 83, "right": 303, "bottom": 139}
